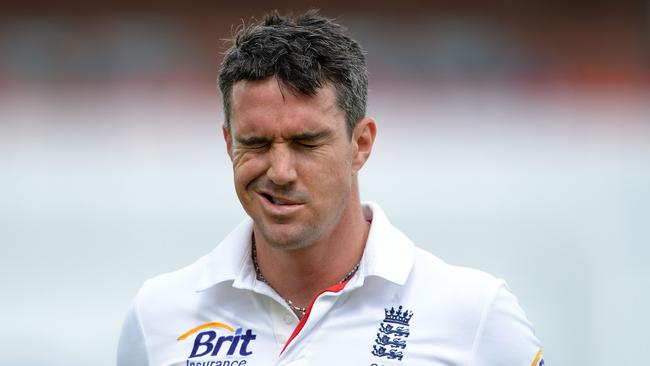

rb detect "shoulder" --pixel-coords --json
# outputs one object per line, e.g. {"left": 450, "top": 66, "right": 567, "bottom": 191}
{"left": 118, "top": 255, "right": 211, "bottom": 365}
{"left": 406, "top": 247, "right": 542, "bottom": 365}
{"left": 133, "top": 218, "right": 251, "bottom": 310}
{"left": 131, "top": 254, "right": 210, "bottom": 323}
{"left": 391, "top": 246, "right": 504, "bottom": 335}
{"left": 409, "top": 247, "right": 502, "bottom": 304}
{"left": 402, "top": 246, "right": 516, "bottom": 330}
{"left": 140, "top": 254, "right": 207, "bottom": 298}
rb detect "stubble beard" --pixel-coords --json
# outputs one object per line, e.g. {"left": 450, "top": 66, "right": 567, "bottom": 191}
{"left": 255, "top": 196, "right": 349, "bottom": 252}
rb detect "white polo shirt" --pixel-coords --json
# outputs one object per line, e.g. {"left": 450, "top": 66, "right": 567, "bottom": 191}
{"left": 118, "top": 202, "right": 544, "bottom": 366}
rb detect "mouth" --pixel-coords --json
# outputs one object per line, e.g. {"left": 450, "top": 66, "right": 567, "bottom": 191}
{"left": 260, "top": 192, "right": 301, "bottom": 206}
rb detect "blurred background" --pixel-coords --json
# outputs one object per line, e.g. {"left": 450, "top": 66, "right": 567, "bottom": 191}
{"left": 1, "top": 1, "right": 649, "bottom": 365}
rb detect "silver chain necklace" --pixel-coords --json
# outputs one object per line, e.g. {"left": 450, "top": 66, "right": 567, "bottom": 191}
{"left": 251, "top": 240, "right": 360, "bottom": 318}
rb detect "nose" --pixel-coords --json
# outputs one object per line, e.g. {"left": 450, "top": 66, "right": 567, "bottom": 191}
{"left": 266, "top": 143, "right": 297, "bottom": 186}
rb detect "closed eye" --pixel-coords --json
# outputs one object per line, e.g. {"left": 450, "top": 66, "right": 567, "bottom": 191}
{"left": 235, "top": 136, "right": 271, "bottom": 150}
{"left": 296, "top": 141, "right": 319, "bottom": 149}
{"left": 292, "top": 130, "right": 331, "bottom": 149}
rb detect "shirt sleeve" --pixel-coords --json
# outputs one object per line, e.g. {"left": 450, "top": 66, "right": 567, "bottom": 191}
{"left": 469, "top": 281, "right": 544, "bottom": 366}
{"left": 117, "top": 299, "right": 150, "bottom": 366}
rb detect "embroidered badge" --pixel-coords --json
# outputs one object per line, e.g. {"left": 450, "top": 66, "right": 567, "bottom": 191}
{"left": 371, "top": 305, "right": 413, "bottom": 361}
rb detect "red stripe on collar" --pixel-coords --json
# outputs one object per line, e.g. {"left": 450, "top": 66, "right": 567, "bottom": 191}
{"left": 280, "top": 279, "right": 351, "bottom": 355}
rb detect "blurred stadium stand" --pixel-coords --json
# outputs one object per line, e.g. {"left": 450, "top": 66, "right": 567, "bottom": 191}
{"left": 1, "top": 0, "right": 648, "bottom": 88}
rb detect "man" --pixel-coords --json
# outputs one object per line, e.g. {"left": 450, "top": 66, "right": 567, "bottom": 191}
{"left": 118, "top": 10, "right": 544, "bottom": 366}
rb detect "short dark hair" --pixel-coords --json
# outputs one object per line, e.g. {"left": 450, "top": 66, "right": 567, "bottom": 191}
{"left": 218, "top": 10, "right": 368, "bottom": 137}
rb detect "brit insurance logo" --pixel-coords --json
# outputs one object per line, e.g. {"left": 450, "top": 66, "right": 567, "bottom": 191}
{"left": 177, "top": 322, "right": 257, "bottom": 366}
{"left": 532, "top": 349, "right": 545, "bottom": 366}
{"left": 371, "top": 305, "right": 414, "bottom": 361}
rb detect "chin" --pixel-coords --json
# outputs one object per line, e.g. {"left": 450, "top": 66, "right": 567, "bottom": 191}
{"left": 258, "top": 223, "right": 322, "bottom": 251}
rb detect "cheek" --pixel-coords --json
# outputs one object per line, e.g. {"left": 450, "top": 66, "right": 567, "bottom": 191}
{"left": 299, "top": 152, "right": 352, "bottom": 196}
{"left": 233, "top": 154, "right": 267, "bottom": 192}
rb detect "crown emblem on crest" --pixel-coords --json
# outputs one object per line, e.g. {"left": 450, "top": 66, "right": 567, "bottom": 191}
{"left": 383, "top": 306, "right": 413, "bottom": 326}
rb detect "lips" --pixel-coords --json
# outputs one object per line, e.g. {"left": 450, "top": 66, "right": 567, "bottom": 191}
{"left": 260, "top": 192, "right": 301, "bottom": 206}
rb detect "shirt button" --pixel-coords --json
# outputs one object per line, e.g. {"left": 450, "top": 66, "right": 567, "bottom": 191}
{"left": 283, "top": 312, "right": 294, "bottom": 324}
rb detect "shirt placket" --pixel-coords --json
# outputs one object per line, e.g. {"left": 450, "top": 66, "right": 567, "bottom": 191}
{"left": 276, "top": 281, "right": 354, "bottom": 365}
{"left": 269, "top": 298, "right": 300, "bottom": 352}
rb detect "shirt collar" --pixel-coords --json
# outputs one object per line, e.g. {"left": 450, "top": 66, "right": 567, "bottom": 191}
{"left": 195, "top": 218, "right": 255, "bottom": 292}
{"left": 195, "top": 202, "right": 415, "bottom": 292}
{"left": 357, "top": 202, "right": 415, "bottom": 286}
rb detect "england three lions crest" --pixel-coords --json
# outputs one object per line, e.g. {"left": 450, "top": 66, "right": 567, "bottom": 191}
{"left": 371, "top": 305, "right": 414, "bottom": 361}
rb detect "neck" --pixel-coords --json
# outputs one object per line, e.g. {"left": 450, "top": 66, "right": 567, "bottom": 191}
{"left": 253, "top": 192, "right": 368, "bottom": 311}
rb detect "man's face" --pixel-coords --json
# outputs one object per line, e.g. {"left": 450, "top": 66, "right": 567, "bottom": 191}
{"left": 225, "top": 78, "right": 359, "bottom": 250}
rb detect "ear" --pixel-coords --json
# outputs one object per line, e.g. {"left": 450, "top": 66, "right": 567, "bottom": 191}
{"left": 351, "top": 117, "right": 377, "bottom": 174}
{"left": 222, "top": 124, "right": 234, "bottom": 161}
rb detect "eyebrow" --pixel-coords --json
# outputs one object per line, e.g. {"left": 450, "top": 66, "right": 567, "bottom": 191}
{"left": 235, "top": 135, "right": 271, "bottom": 146}
{"left": 291, "top": 130, "right": 333, "bottom": 142}
{"left": 235, "top": 130, "right": 333, "bottom": 145}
